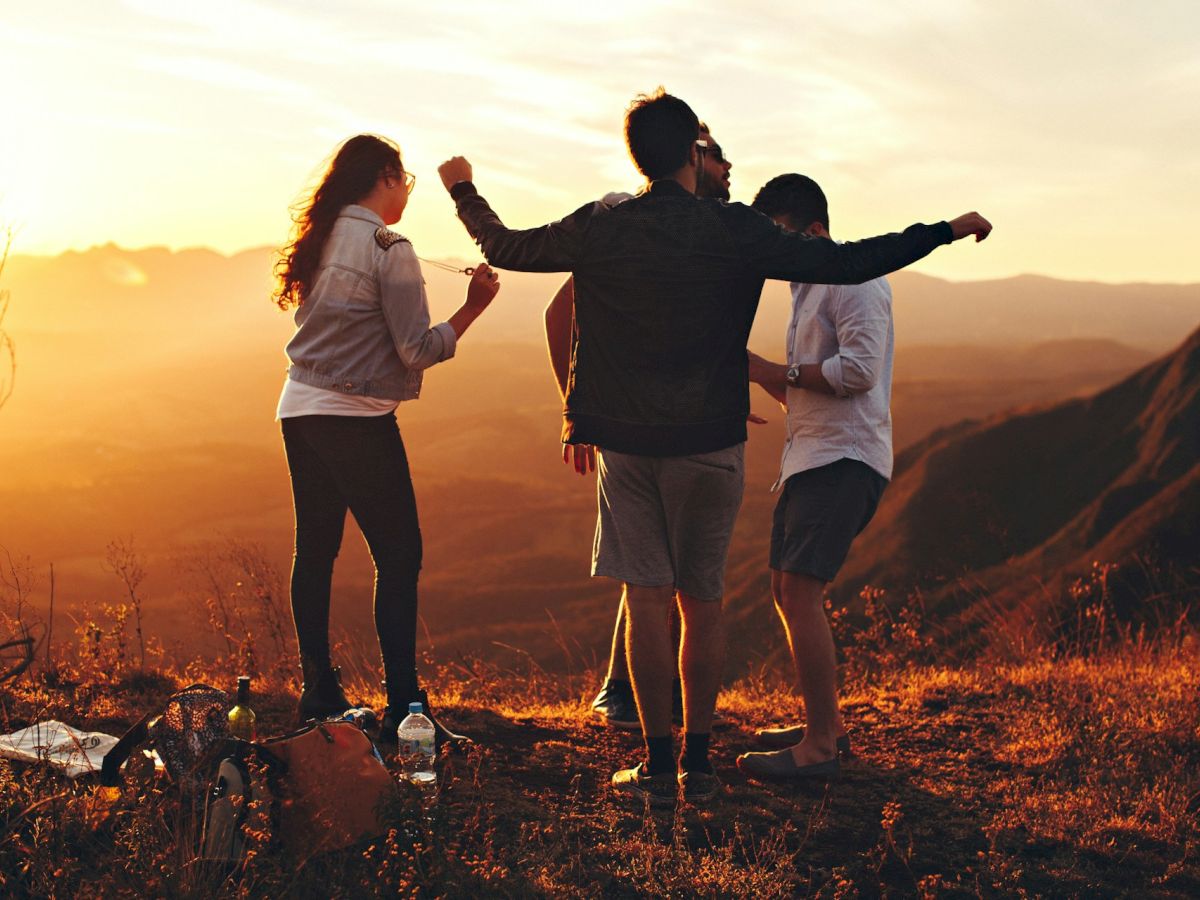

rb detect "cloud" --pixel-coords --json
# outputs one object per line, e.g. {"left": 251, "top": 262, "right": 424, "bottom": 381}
{"left": 135, "top": 54, "right": 319, "bottom": 100}
{"left": 5, "top": 1, "right": 1199, "bottom": 280}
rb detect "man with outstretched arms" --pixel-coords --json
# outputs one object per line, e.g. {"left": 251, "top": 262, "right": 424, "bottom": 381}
{"left": 544, "top": 123, "right": 736, "bottom": 734}
{"left": 438, "top": 89, "right": 990, "bottom": 807}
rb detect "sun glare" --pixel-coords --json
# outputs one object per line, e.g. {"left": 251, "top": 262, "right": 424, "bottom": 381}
{"left": 102, "top": 258, "right": 150, "bottom": 288}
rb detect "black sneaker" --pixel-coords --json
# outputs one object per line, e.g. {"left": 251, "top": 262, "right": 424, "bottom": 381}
{"left": 591, "top": 679, "right": 640, "bottom": 730}
{"left": 611, "top": 762, "right": 677, "bottom": 808}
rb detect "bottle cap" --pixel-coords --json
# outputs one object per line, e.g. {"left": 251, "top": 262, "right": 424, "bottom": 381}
{"left": 408, "top": 701, "right": 423, "bottom": 714}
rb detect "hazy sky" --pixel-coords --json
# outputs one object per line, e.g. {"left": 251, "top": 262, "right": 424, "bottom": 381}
{"left": 4, "top": 1, "right": 1198, "bottom": 282}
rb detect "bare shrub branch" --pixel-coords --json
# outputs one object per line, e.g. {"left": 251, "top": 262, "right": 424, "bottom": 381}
{"left": 104, "top": 537, "right": 148, "bottom": 669}
{"left": 176, "top": 538, "right": 294, "bottom": 675}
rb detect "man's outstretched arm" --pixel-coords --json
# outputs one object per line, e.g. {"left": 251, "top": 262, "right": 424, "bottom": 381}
{"left": 736, "top": 205, "right": 992, "bottom": 286}
{"left": 439, "top": 156, "right": 591, "bottom": 273}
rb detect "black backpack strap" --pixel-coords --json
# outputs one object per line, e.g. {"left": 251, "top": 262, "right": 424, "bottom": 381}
{"left": 100, "top": 711, "right": 158, "bottom": 786}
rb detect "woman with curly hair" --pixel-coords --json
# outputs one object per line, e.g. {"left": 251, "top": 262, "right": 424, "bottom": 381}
{"left": 275, "top": 134, "right": 499, "bottom": 745}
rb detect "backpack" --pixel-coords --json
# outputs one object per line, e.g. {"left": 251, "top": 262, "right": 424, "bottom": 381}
{"left": 100, "top": 683, "right": 232, "bottom": 792}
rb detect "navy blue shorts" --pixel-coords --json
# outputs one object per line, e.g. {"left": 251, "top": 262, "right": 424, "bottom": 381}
{"left": 769, "top": 459, "right": 888, "bottom": 583}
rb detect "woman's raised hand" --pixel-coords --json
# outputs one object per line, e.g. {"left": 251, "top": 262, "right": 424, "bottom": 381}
{"left": 448, "top": 263, "right": 499, "bottom": 338}
{"left": 466, "top": 263, "right": 500, "bottom": 310}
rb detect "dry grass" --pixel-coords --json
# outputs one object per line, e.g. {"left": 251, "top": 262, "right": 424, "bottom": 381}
{"left": 1, "top": 582, "right": 1198, "bottom": 897}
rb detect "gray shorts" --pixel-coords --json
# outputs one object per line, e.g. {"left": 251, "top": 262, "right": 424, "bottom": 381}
{"left": 591, "top": 444, "right": 745, "bottom": 602}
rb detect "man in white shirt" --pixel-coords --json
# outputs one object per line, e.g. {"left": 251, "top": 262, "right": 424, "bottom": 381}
{"left": 737, "top": 174, "right": 893, "bottom": 781}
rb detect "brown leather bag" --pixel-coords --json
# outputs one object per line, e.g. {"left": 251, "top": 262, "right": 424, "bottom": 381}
{"left": 259, "top": 720, "right": 398, "bottom": 857}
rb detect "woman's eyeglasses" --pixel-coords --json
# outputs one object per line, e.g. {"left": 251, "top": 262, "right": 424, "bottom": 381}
{"left": 388, "top": 171, "right": 417, "bottom": 192}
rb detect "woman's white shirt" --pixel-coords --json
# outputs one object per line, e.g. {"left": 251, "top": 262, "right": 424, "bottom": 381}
{"left": 276, "top": 378, "right": 398, "bottom": 419}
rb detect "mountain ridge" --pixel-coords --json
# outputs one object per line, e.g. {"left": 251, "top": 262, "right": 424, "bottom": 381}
{"left": 9, "top": 244, "right": 1199, "bottom": 352}
{"left": 836, "top": 324, "right": 1200, "bottom": 642}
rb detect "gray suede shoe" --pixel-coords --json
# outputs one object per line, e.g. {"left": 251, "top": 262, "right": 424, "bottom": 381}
{"left": 678, "top": 769, "right": 722, "bottom": 804}
{"left": 611, "top": 762, "right": 678, "bottom": 808}
{"left": 754, "top": 725, "right": 852, "bottom": 757}
{"left": 736, "top": 748, "right": 841, "bottom": 782}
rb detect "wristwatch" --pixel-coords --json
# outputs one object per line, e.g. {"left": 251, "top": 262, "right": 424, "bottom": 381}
{"left": 786, "top": 364, "right": 802, "bottom": 387}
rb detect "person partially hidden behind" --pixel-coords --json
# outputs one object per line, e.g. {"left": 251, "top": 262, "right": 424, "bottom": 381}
{"left": 737, "top": 174, "right": 900, "bottom": 781}
{"left": 437, "top": 89, "right": 990, "bottom": 807}
{"left": 544, "top": 122, "right": 736, "bottom": 733}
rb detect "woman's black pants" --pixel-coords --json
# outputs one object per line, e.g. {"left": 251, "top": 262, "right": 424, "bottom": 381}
{"left": 281, "top": 412, "right": 421, "bottom": 699}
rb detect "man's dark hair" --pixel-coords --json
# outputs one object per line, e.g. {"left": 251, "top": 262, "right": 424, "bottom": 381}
{"left": 752, "top": 174, "right": 830, "bottom": 231}
{"left": 624, "top": 88, "right": 700, "bottom": 180}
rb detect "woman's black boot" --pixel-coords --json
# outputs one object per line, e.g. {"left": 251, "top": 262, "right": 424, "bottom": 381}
{"left": 297, "top": 659, "right": 352, "bottom": 722}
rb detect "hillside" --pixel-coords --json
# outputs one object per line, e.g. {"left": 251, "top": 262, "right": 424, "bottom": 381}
{"left": 838, "top": 323, "right": 1200, "bottom": 640}
{"left": 1, "top": 634, "right": 1197, "bottom": 897}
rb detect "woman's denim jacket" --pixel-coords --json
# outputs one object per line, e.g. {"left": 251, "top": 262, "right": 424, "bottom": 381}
{"left": 285, "top": 205, "right": 457, "bottom": 401}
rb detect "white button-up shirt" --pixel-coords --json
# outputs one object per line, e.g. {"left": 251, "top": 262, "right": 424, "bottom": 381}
{"left": 774, "top": 275, "right": 895, "bottom": 489}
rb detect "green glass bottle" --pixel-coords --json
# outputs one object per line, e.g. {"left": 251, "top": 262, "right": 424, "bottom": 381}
{"left": 228, "top": 675, "right": 257, "bottom": 742}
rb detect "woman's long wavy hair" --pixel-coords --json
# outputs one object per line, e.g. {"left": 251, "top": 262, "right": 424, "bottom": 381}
{"left": 274, "top": 134, "right": 403, "bottom": 309}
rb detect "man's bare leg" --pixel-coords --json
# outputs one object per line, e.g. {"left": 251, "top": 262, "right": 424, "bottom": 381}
{"left": 774, "top": 569, "right": 844, "bottom": 765}
{"left": 605, "top": 598, "right": 682, "bottom": 683}
{"left": 677, "top": 592, "right": 724, "bottom": 736}
{"left": 605, "top": 598, "right": 629, "bottom": 682}
{"left": 624, "top": 582, "right": 676, "bottom": 773}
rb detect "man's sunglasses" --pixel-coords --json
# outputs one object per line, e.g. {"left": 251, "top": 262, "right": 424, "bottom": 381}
{"left": 695, "top": 139, "right": 726, "bottom": 165}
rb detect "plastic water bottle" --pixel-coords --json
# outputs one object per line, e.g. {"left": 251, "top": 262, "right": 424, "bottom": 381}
{"left": 396, "top": 701, "right": 436, "bottom": 791}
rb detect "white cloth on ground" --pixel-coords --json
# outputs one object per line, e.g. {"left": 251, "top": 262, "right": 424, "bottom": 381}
{"left": 0, "top": 719, "right": 121, "bottom": 778}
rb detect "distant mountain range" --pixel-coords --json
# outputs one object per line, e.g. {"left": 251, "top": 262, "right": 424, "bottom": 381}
{"left": 8, "top": 244, "right": 1199, "bottom": 352}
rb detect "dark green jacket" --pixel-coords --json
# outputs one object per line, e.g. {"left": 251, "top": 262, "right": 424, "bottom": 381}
{"left": 451, "top": 179, "right": 951, "bottom": 456}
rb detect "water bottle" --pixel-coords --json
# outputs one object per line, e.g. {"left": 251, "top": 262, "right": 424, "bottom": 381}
{"left": 396, "top": 701, "right": 436, "bottom": 790}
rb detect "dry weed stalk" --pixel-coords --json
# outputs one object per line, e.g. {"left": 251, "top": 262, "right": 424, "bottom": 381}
{"left": 177, "top": 538, "right": 295, "bottom": 676}
{"left": 0, "top": 548, "right": 38, "bottom": 683}
{"left": 104, "top": 538, "right": 148, "bottom": 670}
{"left": 831, "top": 586, "right": 936, "bottom": 683}
{"left": 0, "top": 547, "right": 34, "bottom": 638}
